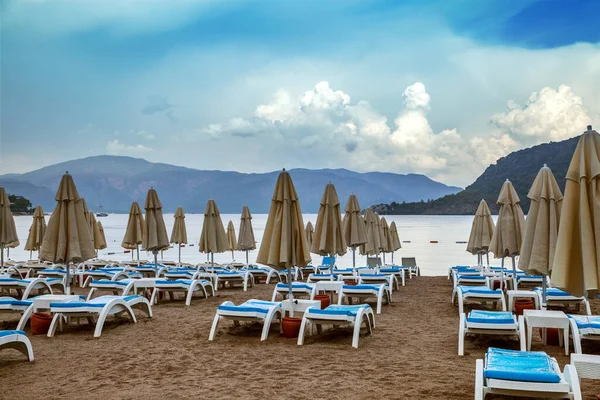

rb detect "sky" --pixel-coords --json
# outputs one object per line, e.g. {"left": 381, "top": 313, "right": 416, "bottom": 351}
{"left": 1, "top": 0, "right": 599, "bottom": 187}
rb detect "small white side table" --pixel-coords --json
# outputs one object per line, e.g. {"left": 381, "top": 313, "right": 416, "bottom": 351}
{"left": 281, "top": 299, "right": 321, "bottom": 317}
{"left": 524, "top": 309, "right": 570, "bottom": 355}
{"left": 507, "top": 290, "right": 540, "bottom": 311}
{"left": 32, "top": 294, "right": 81, "bottom": 311}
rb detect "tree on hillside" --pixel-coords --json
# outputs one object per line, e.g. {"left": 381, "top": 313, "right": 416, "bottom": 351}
{"left": 8, "top": 194, "right": 33, "bottom": 213}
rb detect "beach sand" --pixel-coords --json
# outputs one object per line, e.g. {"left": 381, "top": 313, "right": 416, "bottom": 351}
{"left": 2, "top": 276, "right": 600, "bottom": 399}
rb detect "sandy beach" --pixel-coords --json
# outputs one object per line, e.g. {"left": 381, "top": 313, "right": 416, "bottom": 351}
{"left": 1, "top": 276, "right": 600, "bottom": 399}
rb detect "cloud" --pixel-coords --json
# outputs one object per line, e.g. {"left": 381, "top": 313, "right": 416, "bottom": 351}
{"left": 135, "top": 130, "right": 155, "bottom": 140}
{"left": 106, "top": 139, "right": 152, "bottom": 155}
{"left": 195, "top": 81, "right": 594, "bottom": 185}
{"left": 142, "top": 95, "right": 173, "bottom": 115}
{"left": 490, "top": 85, "right": 592, "bottom": 145}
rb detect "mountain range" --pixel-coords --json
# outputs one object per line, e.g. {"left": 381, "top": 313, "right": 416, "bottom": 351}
{"left": 0, "top": 156, "right": 461, "bottom": 213}
{"left": 373, "top": 134, "right": 581, "bottom": 215}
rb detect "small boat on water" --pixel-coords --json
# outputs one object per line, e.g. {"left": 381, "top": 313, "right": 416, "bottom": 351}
{"left": 96, "top": 205, "right": 108, "bottom": 217}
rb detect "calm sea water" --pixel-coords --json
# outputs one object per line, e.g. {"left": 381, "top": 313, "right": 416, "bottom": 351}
{"left": 8, "top": 214, "right": 498, "bottom": 276}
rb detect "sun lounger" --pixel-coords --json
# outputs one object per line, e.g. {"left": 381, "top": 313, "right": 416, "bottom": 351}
{"left": 475, "top": 347, "right": 581, "bottom": 399}
{"left": 163, "top": 268, "right": 201, "bottom": 280}
{"left": 448, "top": 265, "right": 478, "bottom": 279}
{"left": 80, "top": 269, "right": 142, "bottom": 287}
{"left": 209, "top": 299, "right": 282, "bottom": 341}
{"left": 0, "top": 277, "right": 58, "bottom": 300}
{"left": 533, "top": 287, "right": 591, "bottom": 315}
{"left": 132, "top": 264, "right": 168, "bottom": 277}
{"left": 48, "top": 295, "right": 153, "bottom": 338}
{"left": 87, "top": 279, "right": 138, "bottom": 300}
{"left": 511, "top": 273, "right": 547, "bottom": 290}
{"left": 298, "top": 304, "right": 375, "bottom": 348}
{"left": 272, "top": 282, "right": 316, "bottom": 301}
{"left": 150, "top": 279, "right": 214, "bottom": 306}
{"left": 300, "top": 265, "right": 318, "bottom": 277}
{"left": 340, "top": 284, "right": 391, "bottom": 314}
{"left": 453, "top": 285, "right": 506, "bottom": 314}
{"left": 307, "top": 273, "right": 338, "bottom": 283}
{"left": 379, "top": 266, "right": 406, "bottom": 287}
{"left": 213, "top": 271, "right": 254, "bottom": 291}
{"left": 358, "top": 274, "right": 398, "bottom": 292}
{"left": 568, "top": 315, "right": 600, "bottom": 354}
{"left": 0, "top": 297, "right": 33, "bottom": 330}
{"left": 458, "top": 310, "right": 525, "bottom": 356}
{"left": 244, "top": 267, "right": 280, "bottom": 284}
{"left": 401, "top": 257, "right": 419, "bottom": 278}
{"left": 278, "top": 267, "right": 302, "bottom": 282}
{"left": 0, "top": 330, "right": 34, "bottom": 361}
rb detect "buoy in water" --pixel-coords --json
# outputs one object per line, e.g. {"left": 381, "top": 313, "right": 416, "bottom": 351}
{"left": 430, "top": 240, "right": 438, "bottom": 243}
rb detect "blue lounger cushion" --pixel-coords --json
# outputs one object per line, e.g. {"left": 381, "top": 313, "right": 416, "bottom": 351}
{"left": 568, "top": 315, "right": 600, "bottom": 330}
{"left": 360, "top": 274, "right": 386, "bottom": 278}
{"left": 218, "top": 300, "right": 279, "bottom": 314}
{"left": 39, "top": 269, "right": 66, "bottom": 274}
{"left": 535, "top": 287, "right": 573, "bottom": 297}
{"left": 460, "top": 286, "right": 500, "bottom": 295}
{"left": 343, "top": 284, "right": 381, "bottom": 291}
{"left": 51, "top": 301, "right": 105, "bottom": 308}
{"left": 276, "top": 283, "right": 312, "bottom": 290}
{"left": 0, "top": 299, "right": 32, "bottom": 306}
{"left": 91, "top": 280, "right": 129, "bottom": 286}
{"left": 457, "top": 275, "right": 486, "bottom": 280}
{"left": 309, "top": 305, "right": 369, "bottom": 317}
{"left": 156, "top": 279, "right": 193, "bottom": 285}
{"left": 484, "top": 348, "right": 561, "bottom": 383}
{"left": 0, "top": 330, "right": 27, "bottom": 337}
{"left": 467, "top": 311, "right": 515, "bottom": 324}
{"left": 380, "top": 267, "right": 400, "bottom": 273}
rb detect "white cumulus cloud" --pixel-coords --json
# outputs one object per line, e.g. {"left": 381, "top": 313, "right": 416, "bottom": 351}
{"left": 195, "top": 81, "right": 595, "bottom": 185}
{"left": 106, "top": 140, "right": 152, "bottom": 155}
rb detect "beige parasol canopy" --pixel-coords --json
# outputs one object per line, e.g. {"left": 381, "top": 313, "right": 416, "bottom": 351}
{"left": 311, "top": 183, "right": 347, "bottom": 262}
{"left": 342, "top": 194, "right": 367, "bottom": 248}
{"left": 122, "top": 202, "right": 145, "bottom": 249}
{"left": 199, "top": 200, "right": 228, "bottom": 268}
{"left": 381, "top": 217, "right": 392, "bottom": 251}
{"left": 25, "top": 205, "right": 46, "bottom": 255}
{"left": 551, "top": 126, "right": 600, "bottom": 296}
{"left": 257, "top": 169, "right": 311, "bottom": 271}
{"left": 142, "top": 188, "right": 170, "bottom": 266}
{"left": 489, "top": 180, "right": 526, "bottom": 258}
{"left": 0, "top": 187, "right": 19, "bottom": 269}
{"left": 388, "top": 221, "right": 402, "bottom": 264}
{"left": 95, "top": 221, "right": 107, "bottom": 250}
{"left": 40, "top": 173, "right": 95, "bottom": 292}
{"left": 88, "top": 212, "right": 100, "bottom": 249}
{"left": 170, "top": 207, "right": 188, "bottom": 245}
{"left": 359, "top": 208, "right": 380, "bottom": 256}
{"left": 519, "top": 165, "right": 563, "bottom": 276}
{"left": 305, "top": 221, "right": 314, "bottom": 251}
{"left": 237, "top": 206, "right": 256, "bottom": 251}
{"left": 375, "top": 213, "right": 387, "bottom": 254}
{"left": 227, "top": 221, "right": 237, "bottom": 250}
{"left": 466, "top": 199, "right": 495, "bottom": 263}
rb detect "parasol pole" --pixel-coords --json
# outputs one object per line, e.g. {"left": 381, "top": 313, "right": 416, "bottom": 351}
{"left": 178, "top": 244, "right": 181, "bottom": 265}
{"left": 211, "top": 252, "right": 214, "bottom": 272}
{"left": 245, "top": 250, "right": 249, "bottom": 265}
{"left": 153, "top": 249, "right": 158, "bottom": 268}
{"left": 0, "top": 245, "right": 4, "bottom": 274}
{"left": 29, "top": 250, "right": 32, "bottom": 260}
{"left": 511, "top": 255, "right": 517, "bottom": 290}
{"left": 352, "top": 246, "right": 356, "bottom": 275}
{"left": 287, "top": 267, "right": 294, "bottom": 317}
{"left": 65, "top": 261, "right": 71, "bottom": 295}
{"left": 542, "top": 274, "right": 547, "bottom": 307}
{"left": 500, "top": 257, "right": 505, "bottom": 290}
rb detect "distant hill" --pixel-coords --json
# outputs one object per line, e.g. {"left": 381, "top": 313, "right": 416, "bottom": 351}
{"left": 373, "top": 135, "right": 580, "bottom": 215}
{"left": 0, "top": 156, "right": 461, "bottom": 213}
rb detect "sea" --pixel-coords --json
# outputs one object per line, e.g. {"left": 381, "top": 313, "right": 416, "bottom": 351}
{"left": 8, "top": 214, "right": 499, "bottom": 276}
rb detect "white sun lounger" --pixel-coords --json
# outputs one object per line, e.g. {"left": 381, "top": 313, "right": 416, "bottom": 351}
{"left": 568, "top": 315, "right": 600, "bottom": 354}
{"left": 0, "top": 278, "right": 57, "bottom": 300}
{"left": 534, "top": 287, "right": 591, "bottom": 315}
{"left": 87, "top": 279, "right": 137, "bottom": 300}
{"left": 80, "top": 269, "right": 142, "bottom": 288}
{"left": 401, "top": 257, "right": 419, "bottom": 278}
{"left": 209, "top": 271, "right": 254, "bottom": 291}
{"left": 307, "top": 273, "right": 338, "bottom": 283}
{"left": 0, "top": 297, "right": 34, "bottom": 330}
{"left": 475, "top": 347, "right": 581, "bottom": 399}
{"left": 340, "top": 284, "right": 391, "bottom": 314}
{"left": 0, "top": 330, "right": 34, "bottom": 361}
{"left": 357, "top": 274, "right": 398, "bottom": 292}
{"left": 298, "top": 304, "right": 375, "bottom": 348}
{"left": 244, "top": 267, "right": 280, "bottom": 284}
{"left": 278, "top": 267, "right": 302, "bottom": 282}
{"left": 150, "top": 279, "right": 215, "bottom": 306}
{"left": 458, "top": 310, "right": 525, "bottom": 356}
{"left": 163, "top": 268, "right": 201, "bottom": 280}
{"left": 48, "top": 295, "right": 153, "bottom": 338}
{"left": 132, "top": 264, "right": 168, "bottom": 277}
{"left": 271, "top": 282, "right": 316, "bottom": 301}
{"left": 209, "top": 299, "right": 282, "bottom": 341}
{"left": 379, "top": 266, "right": 406, "bottom": 287}
{"left": 453, "top": 285, "right": 506, "bottom": 314}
